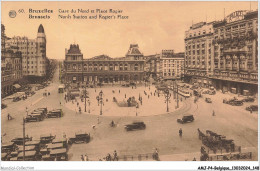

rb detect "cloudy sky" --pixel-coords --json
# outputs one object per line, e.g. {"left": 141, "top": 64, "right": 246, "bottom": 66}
{"left": 2, "top": 1, "right": 258, "bottom": 59}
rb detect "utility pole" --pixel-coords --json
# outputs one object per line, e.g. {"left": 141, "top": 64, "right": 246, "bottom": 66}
{"left": 99, "top": 90, "right": 103, "bottom": 115}
{"left": 164, "top": 89, "right": 171, "bottom": 112}
{"left": 176, "top": 82, "right": 179, "bottom": 109}
{"left": 23, "top": 118, "right": 25, "bottom": 161}
{"left": 84, "top": 87, "right": 87, "bottom": 112}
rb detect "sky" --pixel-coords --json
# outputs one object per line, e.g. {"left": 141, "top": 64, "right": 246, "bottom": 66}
{"left": 1, "top": 1, "right": 258, "bottom": 59}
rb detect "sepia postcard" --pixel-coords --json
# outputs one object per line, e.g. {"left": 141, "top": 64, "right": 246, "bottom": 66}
{"left": 0, "top": 0, "right": 259, "bottom": 170}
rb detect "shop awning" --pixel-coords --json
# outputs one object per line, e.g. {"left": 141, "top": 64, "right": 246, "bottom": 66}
{"left": 13, "top": 84, "right": 21, "bottom": 89}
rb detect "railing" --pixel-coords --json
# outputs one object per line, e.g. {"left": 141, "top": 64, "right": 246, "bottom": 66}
{"left": 118, "top": 153, "right": 154, "bottom": 161}
{"left": 208, "top": 152, "right": 252, "bottom": 161}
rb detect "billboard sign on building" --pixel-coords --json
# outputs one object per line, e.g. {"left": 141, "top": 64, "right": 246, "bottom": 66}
{"left": 225, "top": 10, "right": 248, "bottom": 23}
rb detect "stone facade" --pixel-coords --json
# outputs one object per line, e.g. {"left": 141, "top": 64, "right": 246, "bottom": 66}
{"left": 64, "top": 44, "right": 145, "bottom": 85}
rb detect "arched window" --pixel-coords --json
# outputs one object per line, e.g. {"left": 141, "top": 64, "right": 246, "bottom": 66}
{"left": 72, "top": 64, "right": 77, "bottom": 70}
{"left": 109, "top": 64, "right": 114, "bottom": 71}
{"left": 114, "top": 64, "right": 119, "bottom": 71}
{"left": 99, "top": 64, "right": 103, "bottom": 70}
{"left": 83, "top": 64, "right": 87, "bottom": 70}
{"left": 124, "top": 64, "right": 128, "bottom": 71}
{"left": 134, "top": 64, "right": 139, "bottom": 71}
{"left": 94, "top": 64, "right": 98, "bottom": 71}
{"left": 119, "top": 64, "right": 123, "bottom": 71}
{"left": 89, "top": 64, "right": 93, "bottom": 71}
{"left": 104, "top": 64, "right": 108, "bottom": 70}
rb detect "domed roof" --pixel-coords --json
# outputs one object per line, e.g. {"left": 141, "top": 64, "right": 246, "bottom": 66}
{"left": 38, "top": 24, "right": 45, "bottom": 33}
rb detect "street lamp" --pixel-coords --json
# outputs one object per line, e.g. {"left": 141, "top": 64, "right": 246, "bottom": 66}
{"left": 88, "top": 100, "right": 90, "bottom": 114}
{"left": 26, "top": 107, "right": 28, "bottom": 116}
{"left": 98, "top": 90, "right": 103, "bottom": 115}
{"left": 136, "top": 103, "right": 139, "bottom": 116}
{"left": 164, "top": 89, "right": 171, "bottom": 112}
{"left": 83, "top": 87, "right": 87, "bottom": 112}
{"left": 22, "top": 117, "right": 26, "bottom": 161}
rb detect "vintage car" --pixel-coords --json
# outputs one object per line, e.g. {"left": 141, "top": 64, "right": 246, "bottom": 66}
{"left": 242, "top": 97, "right": 255, "bottom": 102}
{"left": 246, "top": 105, "right": 258, "bottom": 112}
{"left": 205, "top": 98, "right": 212, "bottom": 103}
{"left": 17, "top": 150, "right": 41, "bottom": 161}
{"left": 208, "top": 90, "right": 216, "bottom": 95}
{"left": 68, "top": 133, "right": 90, "bottom": 144}
{"left": 11, "top": 136, "right": 32, "bottom": 146}
{"left": 122, "top": 84, "right": 130, "bottom": 87}
{"left": 17, "top": 145, "right": 36, "bottom": 153}
{"left": 50, "top": 148, "right": 68, "bottom": 161}
{"left": 25, "top": 113, "right": 44, "bottom": 122}
{"left": 13, "top": 97, "right": 21, "bottom": 102}
{"left": 1, "top": 142, "right": 15, "bottom": 153}
{"left": 46, "top": 143, "right": 64, "bottom": 150}
{"left": 40, "top": 134, "right": 56, "bottom": 144}
{"left": 177, "top": 115, "right": 194, "bottom": 124}
{"left": 47, "top": 109, "right": 63, "bottom": 118}
{"left": 124, "top": 122, "right": 146, "bottom": 131}
{"left": 25, "top": 140, "right": 41, "bottom": 151}
{"left": 1, "top": 103, "right": 7, "bottom": 109}
{"left": 1, "top": 152, "right": 8, "bottom": 161}
{"left": 34, "top": 108, "right": 48, "bottom": 115}
{"left": 52, "top": 138, "right": 68, "bottom": 148}
{"left": 8, "top": 151, "right": 19, "bottom": 160}
{"left": 229, "top": 100, "right": 243, "bottom": 106}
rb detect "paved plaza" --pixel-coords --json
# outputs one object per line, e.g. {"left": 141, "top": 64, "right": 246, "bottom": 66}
{"left": 1, "top": 67, "right": 258, "bottom": 161}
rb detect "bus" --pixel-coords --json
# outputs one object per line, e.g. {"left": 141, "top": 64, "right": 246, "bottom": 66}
{"left": 58, "top": 84, "right": 65, "bottom": 93}
{"left": 177, "top": 88, "right": 191, "bottom": 98}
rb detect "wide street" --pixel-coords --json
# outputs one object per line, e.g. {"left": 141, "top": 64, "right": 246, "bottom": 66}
{"left": 1, "top": 66, "right": 258, "bottom": 161}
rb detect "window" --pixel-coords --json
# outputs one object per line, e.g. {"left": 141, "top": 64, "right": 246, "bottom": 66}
{"left": 134, "top": 64, "right": 139, "bottom": 71}
{"left": 73, "top": 64, "right": 76, "bottom": 70}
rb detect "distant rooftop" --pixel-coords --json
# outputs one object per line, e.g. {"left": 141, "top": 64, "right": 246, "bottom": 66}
{"left": 67, "top": 44, "right": 81, "bottom": 54}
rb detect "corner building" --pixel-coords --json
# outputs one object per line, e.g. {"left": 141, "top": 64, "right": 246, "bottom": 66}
{"left": 64, "top": 44, "right": 145, "bottom": 85}
{"left": 6, "top": 24, "right": 48, "bottom": 78}
{"left": 184, "top": 22, "right": 214, "bottom": 87}
{"left": 211, "top": 10, "right": 258, "bottom": 95}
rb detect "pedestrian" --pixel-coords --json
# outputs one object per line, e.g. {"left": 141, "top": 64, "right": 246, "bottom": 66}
{"left": 84, "top": 154, "right": 88, "bottom": 161}
{"left": 193, "top": 157, "right": 196, "bottom": 161}
{"left": 119, "top": 90, "right": 120, "bottom": 93}
{"left": 148, "top": 95, "right": 150, "bottom": 99}
{"left": 125, "top": 94, "right": 126, "bottom": 98}
{"left": 7, "top": 113, "right": 10, "bottom": 120}
{"left": 212, "top": 110, "right": 215, "bottom": 116}
{"left": 179, "top": 128, "right": 182, "bottom": 137}
{"left": 81, "top": 155, "right": 84, "bottom": 161}
{"left": 113, "top": 150, "right": 118, "bottom": 161}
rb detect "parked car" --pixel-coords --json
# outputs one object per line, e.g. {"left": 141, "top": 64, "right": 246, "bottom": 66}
{"left": 50, "top": 148, "right": 68, "bottom": 161}
{"left": 47, "top": 109, "right": 63, "bottom": 118}
{"left": 13, "top": 97, "right": 21, "bottom": 102}
{"left": 1, "top": 103, "right": 7, "bottom": 109}
{"left": 40, "top": 134, "right": 56, "bottom": 144}
{"left": 205, "top": 98, "right": 212, "bottom": 103}
{"left": 25, "top": 113, "right": 44, "bottom": 122}
{"left": 17, "top": 150, "right": 40, "bottom": 161}
{"left": 246, "top": 105, "right": 258, "bottom": 112}
{"left": 69, "top": 133, "right": 90, "bottom": 144}
{"left": 242, "top": 97, "right": 255, "bottom": 102}
{"left": 11, "top": 136, "right": 32, "bottom": 146}
{"left": 124, "top": 122, "right": 146, "bottom": 131}
{"left": 229, "top": 100, "right": 243, "bottom": 106}
{"left": 177, "top": 115, "right": 194, "bottom": 124}
{"left": 122, "top": 84, "right": 130, "bottom": 87}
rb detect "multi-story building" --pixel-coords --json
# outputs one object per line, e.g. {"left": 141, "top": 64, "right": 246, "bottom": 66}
{"left": 64, "top": 44, "right": 145, "bottom": 85}
{"left": 159, "top": 50, "right": 184, "bottom": 80}
{"left": 6, "top": 24, "right": 48, "bottom": 78}
{"left": 211, "top": 10, "right": 258, "bottom": 95}
{"left": 1, "top": 24, "right": 23, "bottom": 97}
{"left": 184, "top": 22, "right": 214, "bottom": 87}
